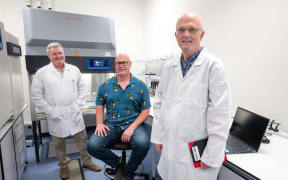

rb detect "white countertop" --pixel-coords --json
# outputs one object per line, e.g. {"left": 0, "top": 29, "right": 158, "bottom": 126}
{"left": 227, "top": 131, "right": 288, "bottom": 180}
{"left": 142, "top": 97, "right": 288, "bottom": 179}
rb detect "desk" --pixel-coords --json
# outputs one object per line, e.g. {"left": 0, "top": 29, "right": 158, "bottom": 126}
{"left": 149, "top": 130, "right": 288, "bottom": 180}
{"left": 149, "top": 96, "right": 288, "bottom": 179}
{"left": 227, "top": 131, "right": 288, "bottom": 180}
{"left": 31, "top": 104, "right": 153, "bottom": 163}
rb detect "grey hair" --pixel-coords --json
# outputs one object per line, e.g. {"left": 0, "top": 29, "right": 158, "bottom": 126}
{"left": 46, "top": 42, "right": 64, "bottom": 54}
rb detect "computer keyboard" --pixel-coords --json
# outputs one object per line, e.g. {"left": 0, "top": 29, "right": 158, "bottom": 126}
{"left": 226, "top": 135, "right": 254, "bottom": 154}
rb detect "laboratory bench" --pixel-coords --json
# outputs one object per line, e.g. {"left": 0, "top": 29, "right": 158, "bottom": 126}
{"left": 225, "top": 131, "right": 288, "bottom": 180}
{"left": 149, "top": 97, "right": 288, "bottom": 179}
{"left": 30, "top": 102, "right": 97, "bottom": 163}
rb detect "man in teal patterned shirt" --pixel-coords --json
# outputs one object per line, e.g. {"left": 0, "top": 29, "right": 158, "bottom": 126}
{"left": 88, "top": 53, "right": 151, "bottom": 180}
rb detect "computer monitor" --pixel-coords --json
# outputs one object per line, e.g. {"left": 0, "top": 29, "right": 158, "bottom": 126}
{"left": 230, "top": 107, "right": 269, "bottom": 152}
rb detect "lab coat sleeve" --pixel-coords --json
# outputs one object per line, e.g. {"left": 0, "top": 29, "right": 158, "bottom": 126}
{"left": 76, "top": 69, "right": 86, "bottom": 106}
{"left": 30, "top": 71, "right": 52, "bottom": 114}
{"left": 201, "top": 60, "right": 232, "bottom": 167}
{"left": 151, "top": 69, "right": 165, "bottom": 144}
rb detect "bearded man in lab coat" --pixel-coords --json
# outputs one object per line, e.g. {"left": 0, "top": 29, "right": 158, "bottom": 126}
{"left": 151, "top": 13, "right": 232, "bottom": 180}
{"left": 31, "top": 42, "right": 101, "bottom": 179}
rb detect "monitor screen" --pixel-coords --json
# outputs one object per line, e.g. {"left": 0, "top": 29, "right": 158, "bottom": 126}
{"left": 230, "top": 107, "right": 269, "bottom": 151}
{"left": 87, "top": 57, "right": 111, "bottom": 70}
{"left": 0, "top": 28, "right": 3, "bottom": 51}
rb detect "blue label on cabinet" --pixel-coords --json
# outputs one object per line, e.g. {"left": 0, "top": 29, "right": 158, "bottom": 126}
{"left": 0, "top": 28, "right": 3, "bottom": 51}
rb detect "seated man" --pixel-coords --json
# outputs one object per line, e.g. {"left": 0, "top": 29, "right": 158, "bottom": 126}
{"left": 88, "top": 53, "right": 151, "bottom": 180}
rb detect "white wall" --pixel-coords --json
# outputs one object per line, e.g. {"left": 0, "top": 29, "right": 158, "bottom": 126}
{"left": 143, "top": 0, "right": 288, "bottom": 132}
{"left": 53, "top": 0, "right": 145, "bottom": 58}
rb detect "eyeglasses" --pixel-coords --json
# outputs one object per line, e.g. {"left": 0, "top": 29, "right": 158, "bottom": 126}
{"left": 176, "top": 27, "right": 202, "bottom": 34}
{"left": 115, "top": 61, "right": 130, "bottom": 66}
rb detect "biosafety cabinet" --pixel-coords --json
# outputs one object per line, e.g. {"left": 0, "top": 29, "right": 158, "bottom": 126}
{"left": 21, "top": 8, "right": 119, "bottom": 162}
{"left": 23, "top": 8, "right": 117, "bottom": 74}
{"left": 23, "top": 8, "right": 118, "bottom": 138}
{"left": 0, "top": 21, "right": 27, "bottom": 180}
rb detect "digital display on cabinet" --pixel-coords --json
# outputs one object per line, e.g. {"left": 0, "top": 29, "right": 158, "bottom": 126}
{"left": 12, "top": 46, "right": 21, "bottom": 54}
{"left": 6, "top": 42, "right": 22, "bottom": 56}
{"left": 87, "top": 58, "right": 111, "bottom": 70}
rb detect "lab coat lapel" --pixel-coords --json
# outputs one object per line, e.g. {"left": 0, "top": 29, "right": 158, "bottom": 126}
{"left": 48, "top": 62, "right": 68, "bottom": 80}
{"left": 48, "top": 63, "right": 61, "bottom": 80}
{"left": 171, "top": 54, "right": 184, "bottom": 82}
{"left": 62, "top": 64, "right": 71, "bottom": 80}
{"left": 182, "top": 48, "right": 205, "bottom": 80}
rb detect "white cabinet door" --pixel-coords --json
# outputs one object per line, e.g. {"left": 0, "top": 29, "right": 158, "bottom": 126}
{"left": 13, "top": 116, "right": 27, "bottom": 180}
{"left": 0, "top": 22, "right": 14, "bottom": 128}
{"left": 0, "top": 159, "right": 2, "bottom": 180}
{"left": 0, "top": 129, "right": 17, "bottom": 180}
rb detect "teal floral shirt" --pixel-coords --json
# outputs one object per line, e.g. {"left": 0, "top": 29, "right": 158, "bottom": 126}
{"left": 96, "top": 74, "right": 151, "bottom": 130}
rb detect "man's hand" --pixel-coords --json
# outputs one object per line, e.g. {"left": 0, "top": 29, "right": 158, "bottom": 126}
{"left": 95, "top": 123, "right": 110, "bottom": 137}
{"left": 121, "top": 126, "right": 135, "bottom": 143}
{"left": 155, "top": 144, "right": 163, "bottom": 153}
{"left": 200, "top": 161, "right": 210, "bottom": 169}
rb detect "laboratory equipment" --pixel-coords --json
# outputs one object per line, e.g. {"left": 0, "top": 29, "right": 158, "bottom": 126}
{"left": 0, "top": 20, "right": 27, "bottom": 180}
{"left": 22, "top": 9, "right": 118, "bottom": 158}
{"left": 0, "top": 22, "right": 14, "bottom": 128}
{"left": 23, "top": 8, "right": 116, "bottom": 74}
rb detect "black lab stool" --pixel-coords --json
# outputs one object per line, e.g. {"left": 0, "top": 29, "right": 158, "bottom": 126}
{"left": 107, "top": 141, "right": 149, "bottom": 180}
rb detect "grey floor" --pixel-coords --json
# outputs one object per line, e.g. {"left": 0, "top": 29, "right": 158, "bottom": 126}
{"left": 21, "top": 127, "right": 162, "bottom": 180}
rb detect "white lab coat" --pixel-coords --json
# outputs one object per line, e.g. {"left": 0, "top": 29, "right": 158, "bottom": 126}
{"left": 151, "top": 48, "right": 232, "bottom": 180}
{"left": 31, "top": 63, "right": 86, "bottom": 138}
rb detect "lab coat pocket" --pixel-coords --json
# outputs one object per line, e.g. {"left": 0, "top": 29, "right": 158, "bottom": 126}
{"left": 158, "top": 99, "right": 175, "bottom": 136}
{"left": 69, "top": 103, "right": 82, "bottom": 124}
{"left": 48, "top": 106, "right": 64, "bottom": 121}
{"left": 194, "top": 83, "right": 208, "bottom": 109}
{"left": 181, "top": 101, "right": 206, "bottom": 137}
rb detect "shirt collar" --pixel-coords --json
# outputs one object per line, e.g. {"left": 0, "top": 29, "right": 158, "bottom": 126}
{"left": 112, "top": 73, "right": 136, "bottom": 85}
{"left": 49, "top": 62, "right": 68, "bottom": 72}
{"left": 180, "top": 47, "right": 203, "bottom": 64}
{"left": 172, "top": 47, "right": 205, "bottom": 67}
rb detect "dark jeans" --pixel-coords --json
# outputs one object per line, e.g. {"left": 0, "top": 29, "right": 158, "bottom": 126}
{"left": 87, "top": 124, "right": 150, "bottom": 173}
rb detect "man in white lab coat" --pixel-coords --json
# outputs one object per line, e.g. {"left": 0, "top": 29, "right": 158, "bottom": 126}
{"left": 151, "top": 13, "right": 232, "bottom": 180}
{"left": 30, "top": 42, "right": 101, "bottom": 179}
